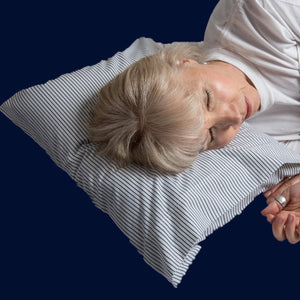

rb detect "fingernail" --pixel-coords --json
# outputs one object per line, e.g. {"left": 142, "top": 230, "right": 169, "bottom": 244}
{"left": 288, "top": 215, "right": 294, "bottom": 223}
{"left": 265, "top": 191, "right": 271, "bottom": 197}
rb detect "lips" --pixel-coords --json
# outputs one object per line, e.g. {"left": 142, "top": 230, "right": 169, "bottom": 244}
{"left": 244, "top": 96, "right": 252, "bottom": 120}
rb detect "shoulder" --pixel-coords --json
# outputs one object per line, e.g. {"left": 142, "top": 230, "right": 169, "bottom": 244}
{"left": 262, "top": 0, "right": 300, "bottom": 40}
{"left": 206, "top": 0, "right": 299, "bottom": 40}
{"left": 204, "top": 0, "right": 299, "bottom": 67}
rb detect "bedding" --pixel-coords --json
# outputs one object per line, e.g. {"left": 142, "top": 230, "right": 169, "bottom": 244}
{"left": 1, "top": 37, "right": 300, "bottom": 287}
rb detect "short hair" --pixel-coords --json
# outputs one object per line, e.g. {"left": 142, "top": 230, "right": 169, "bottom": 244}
{"left": 88, "top": 42, "right": 208, "bottom": 173}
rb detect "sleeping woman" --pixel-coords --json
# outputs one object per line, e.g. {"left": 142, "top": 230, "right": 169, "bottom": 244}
{"left": 88, "top": 0, "right": 300, "bottom": 243}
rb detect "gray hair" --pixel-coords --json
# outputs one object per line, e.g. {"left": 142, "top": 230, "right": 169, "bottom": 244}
{"left": 89, "top": 42, "right": 208, "bottom": 173}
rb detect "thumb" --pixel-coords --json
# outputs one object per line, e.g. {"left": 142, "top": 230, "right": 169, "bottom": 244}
{"left": 261, "top": 200, "right": 283, "bottom": 217}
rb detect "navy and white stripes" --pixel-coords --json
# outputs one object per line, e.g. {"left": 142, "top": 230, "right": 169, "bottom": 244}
{"left": 1, "top": 37, "right": 300, "bottom": 287}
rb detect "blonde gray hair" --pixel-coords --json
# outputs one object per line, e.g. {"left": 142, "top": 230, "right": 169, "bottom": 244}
{"left": 88, "top": 42, "right": 208, "bottom": 173}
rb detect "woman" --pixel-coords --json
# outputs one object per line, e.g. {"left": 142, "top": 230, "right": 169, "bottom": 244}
{"left": 89, "top": 0, "right": 300, "bottom": 243}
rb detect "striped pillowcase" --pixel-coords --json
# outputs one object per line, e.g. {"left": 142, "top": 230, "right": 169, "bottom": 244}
{"left": 1, "top": 37, "right": 300, "bottom": 287}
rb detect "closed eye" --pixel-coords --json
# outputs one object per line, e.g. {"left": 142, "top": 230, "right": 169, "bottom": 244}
{"left": 206, "top": 90, "right": 214, "bottom": 143}
{"left": 206, "top": 90, "right": 212, "bottom": 110}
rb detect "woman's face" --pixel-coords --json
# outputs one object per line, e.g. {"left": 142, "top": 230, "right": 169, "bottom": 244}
{"left": 180, "top": 59, "right": 261, "bottom": 150}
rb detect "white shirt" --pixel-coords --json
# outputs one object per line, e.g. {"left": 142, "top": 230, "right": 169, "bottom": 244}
{"left": 202, "top": 0, "right": 300, "bottom": 153}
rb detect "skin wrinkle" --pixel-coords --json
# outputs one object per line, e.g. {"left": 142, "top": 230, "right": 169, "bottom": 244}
{"left": 180, "top": 59, "right": 261, "bottom": 151}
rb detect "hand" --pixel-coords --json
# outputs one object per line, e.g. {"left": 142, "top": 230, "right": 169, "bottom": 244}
{"left": 261, "top": 174, "right": 300, "bottom": 244}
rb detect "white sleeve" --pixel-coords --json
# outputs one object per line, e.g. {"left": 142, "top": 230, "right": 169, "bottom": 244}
{"left": 279, "top": 140, "right": 300, "bottom": 154}
{"left": 204, "top": 0, "right": 300, "bottom": 74}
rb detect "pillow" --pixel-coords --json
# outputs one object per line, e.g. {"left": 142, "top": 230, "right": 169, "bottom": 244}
{"left": 1, "top": 37, "right": 300, "bottom": 287}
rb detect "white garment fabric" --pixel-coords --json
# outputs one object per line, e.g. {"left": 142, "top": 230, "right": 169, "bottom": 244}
{"left": 202, "top": 0, "right": 300, "bottom": 153}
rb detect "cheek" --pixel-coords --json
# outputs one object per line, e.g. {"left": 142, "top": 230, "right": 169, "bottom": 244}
{"left": 214, "top": 127, "right": 240, "bottom": 148}
{"left": 213, "top": 77, "right": 237, "bottom": 103}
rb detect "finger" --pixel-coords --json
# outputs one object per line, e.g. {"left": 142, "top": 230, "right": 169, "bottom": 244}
{"left": 296, "top": 226, "right": 300, "bottom": 244}
{"left": 266, "top": 214, "right": 275, "bottom": 223}
{"left": 261, "top": 200, "right": 283, "bottom": 217}
{"left": 265, "top": 188, "right": 288, "bottom": 205}
{"left": 267, "top": 175, "right": 300, "bottom": 203}
{"left": 285, "top": 214, "right": 298, "bottom": 244}
{"left": 264, "top": 184, "right": 281, "bottom": 199}
{"left": 272, "top": 215, "right": 287, "bottom": 242}
{"left": 263, "top": 176, "right": 293, "bottom": 198}
{"left": 266, "top": 196, "right": 274, "bottom": 205}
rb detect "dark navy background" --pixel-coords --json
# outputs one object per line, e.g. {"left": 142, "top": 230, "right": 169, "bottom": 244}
{"left": 1, "top": 1, "right": 299, "bottom": 299}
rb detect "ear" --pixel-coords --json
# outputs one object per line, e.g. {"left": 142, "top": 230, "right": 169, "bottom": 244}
{"left": 181, "top": 58, "right": 199, "bottom": 66}
{"left": 182, "top": 58, "right": 191, "bottom": 64}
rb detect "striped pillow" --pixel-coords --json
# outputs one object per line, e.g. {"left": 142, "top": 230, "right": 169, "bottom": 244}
{"left": 1, "top": 37, "right": 300, "bottom": 287}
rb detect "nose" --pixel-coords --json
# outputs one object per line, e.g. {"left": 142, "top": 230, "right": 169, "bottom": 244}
{"left": 216, "top": 114, "right": 242, "bottom": 129}
{"left": 215, "top": 102, "right": 243, "bottom": 128}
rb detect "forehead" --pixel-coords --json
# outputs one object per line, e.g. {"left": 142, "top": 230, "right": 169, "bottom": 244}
{"left": 179, "top": 65, "right": 208, "bottom": 94}
{"left": 176, "top": 67, "right": 211, "bottom": 150}
{"left": 178, "top": 65, "right": 207, "bottom": 104}
{"left": 180, "top": 64, "right": 203, "bottom": 81}
{"left": 180, "top": 62, "right": 228, "bottom": 86}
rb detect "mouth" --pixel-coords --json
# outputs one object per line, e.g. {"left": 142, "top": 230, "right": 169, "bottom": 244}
{"left": 244, "top": 96, "right": 252, "bottom": 120}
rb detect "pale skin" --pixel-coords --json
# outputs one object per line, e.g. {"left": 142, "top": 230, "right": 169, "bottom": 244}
{"left": 261, "top": 175, "right": 300, "bottom": 244}
{"left": 180, "top": 59, "right": 300, "bottom": 244}
{"left": 180, "top": 59, "right": 261, "bottom": 150}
